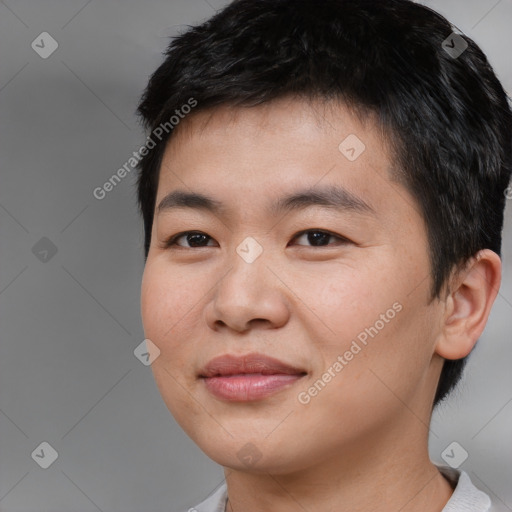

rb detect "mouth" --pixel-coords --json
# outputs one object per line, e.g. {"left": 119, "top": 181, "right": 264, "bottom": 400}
{"left": 199, "top": 353, "right": 307, "bottom": 402}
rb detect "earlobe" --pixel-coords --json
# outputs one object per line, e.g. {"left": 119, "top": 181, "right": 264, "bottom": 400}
{"left": 435, "top": 249, "right": 502, "bottom": 360}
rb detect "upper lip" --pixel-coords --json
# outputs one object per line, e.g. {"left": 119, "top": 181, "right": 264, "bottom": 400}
{"left": 199, "top": 353, "right": 307, "bottom": 378}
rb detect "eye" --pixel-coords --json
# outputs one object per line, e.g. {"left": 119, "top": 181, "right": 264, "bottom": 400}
{"left": 162, "top": 229, "right": 351, "bottom": 250}
{"left": 163, "top": 231, "right": 216, "bottom": 249}
{"left": 290, "top": 229, "right": 350, "bottom": 247}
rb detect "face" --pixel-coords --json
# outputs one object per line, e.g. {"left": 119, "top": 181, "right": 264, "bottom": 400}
{"left": 140, "top": 97, "right": 445, "bottom": 474}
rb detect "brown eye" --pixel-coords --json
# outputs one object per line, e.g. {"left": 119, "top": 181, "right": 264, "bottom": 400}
{"left": 292, "top": 230, "right": 350, "bottom": 247}
{"left": 164, "top": 231, "right": 216, "bottom": 248}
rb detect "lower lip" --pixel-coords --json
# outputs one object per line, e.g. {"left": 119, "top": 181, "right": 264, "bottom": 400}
{"left": 202, "top": 373, "right": 304, "bottom": 401}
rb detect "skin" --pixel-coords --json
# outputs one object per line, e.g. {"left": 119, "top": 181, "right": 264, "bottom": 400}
{"left": 140, "top": 96, "right": 501, "bottom": 512}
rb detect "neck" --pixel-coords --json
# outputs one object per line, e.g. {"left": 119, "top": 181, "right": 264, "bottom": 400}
{"left": 222, "top": 419, "right": 454, "bottom": 512}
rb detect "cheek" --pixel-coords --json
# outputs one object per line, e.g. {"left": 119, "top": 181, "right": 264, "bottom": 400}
{"left": 141, "top": 263, "right": 167, "bottom": 340}
{"left": 296, "top": 257, "right": 428, "bottom": 373}
{"left": 293, "top": 261, "right": 388, "bottom": 340}
{"left": 140, "top": 261, "right": 199, "bottom": 354}
{"left": 141, "top": 262, "right": 205, "bottom": 420}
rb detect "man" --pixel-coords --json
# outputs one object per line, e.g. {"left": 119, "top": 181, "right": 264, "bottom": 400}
{"left": 136, "top": 1, "right": 511, "bottom": 510}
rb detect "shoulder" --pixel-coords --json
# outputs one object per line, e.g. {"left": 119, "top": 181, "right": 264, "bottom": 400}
{"left": 175, "top": 482, "right": 228, "bottom": 512}
{"left": 176, "top": 470, "right": 496, "bottom": 512}
{"left": 438, "top": 466, "right": 494, "bottom": 512}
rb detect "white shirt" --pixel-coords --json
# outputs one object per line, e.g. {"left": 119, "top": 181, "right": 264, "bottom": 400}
{"left": 181, "top": 467, "right": 494, "bottom": 512}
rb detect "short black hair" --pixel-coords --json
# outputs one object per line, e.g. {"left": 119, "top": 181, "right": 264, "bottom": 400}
{"left": 136, "top": 0, "right": 512, "bottom": 407}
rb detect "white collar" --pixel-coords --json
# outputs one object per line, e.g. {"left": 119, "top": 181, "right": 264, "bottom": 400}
{"left": 189, "top": 467, "right": 492, "bottom": 512}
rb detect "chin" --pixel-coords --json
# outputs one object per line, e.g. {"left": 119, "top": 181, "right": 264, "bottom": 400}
{"left": 188, "top": 428, "right": 315, "bottom": 476}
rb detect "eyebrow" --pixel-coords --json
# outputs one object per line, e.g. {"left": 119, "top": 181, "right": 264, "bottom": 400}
{"left": 157, "top": 184, "right": 376, "bottom": 217}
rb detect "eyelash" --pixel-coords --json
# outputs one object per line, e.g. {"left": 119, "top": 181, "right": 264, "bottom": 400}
{"left": 162, "top": 229, "right": 351, "bottom": 249}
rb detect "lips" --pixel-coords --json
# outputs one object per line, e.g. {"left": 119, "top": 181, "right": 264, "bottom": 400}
{"left": 200, "top": 353, "right": 306, "bottom": 377}
{"left": 199, "top": 353, "right": 307, "bottom": 401}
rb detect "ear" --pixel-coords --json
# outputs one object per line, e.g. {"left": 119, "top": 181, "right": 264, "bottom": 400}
{"left": 435, "top": 249, "right": 502, "bottom": 360}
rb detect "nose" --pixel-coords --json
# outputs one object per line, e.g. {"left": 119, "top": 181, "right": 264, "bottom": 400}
{"left": 204, "top": 243, "right": 291, "bottom": 333}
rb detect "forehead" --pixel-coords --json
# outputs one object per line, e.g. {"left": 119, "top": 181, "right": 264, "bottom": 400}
{"left": 160, "top": 98, "right": 385, "bottom": 174}
{"left": 154, "top": 97, "right": 415, "bottom": 224}
{"left": 167, "top": 97, "right": 382, "bottom": 156}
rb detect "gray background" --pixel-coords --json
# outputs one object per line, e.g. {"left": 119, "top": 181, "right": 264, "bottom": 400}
{"left": 0, "top": 0, "right": 510, "bottom": 510}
